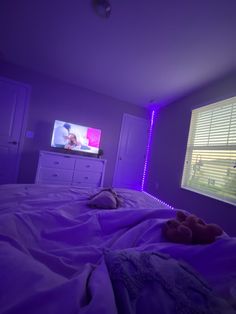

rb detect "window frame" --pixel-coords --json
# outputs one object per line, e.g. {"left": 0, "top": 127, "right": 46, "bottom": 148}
{"left": 181, "top": 96, "right": 236, "bottom": 206}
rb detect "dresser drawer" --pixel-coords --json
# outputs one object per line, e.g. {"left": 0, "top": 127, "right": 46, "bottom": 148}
{"left": 75, "top": 159, "right": 103, "bottom": 172}
{"left": 40, "top": 153, "right": 75, "bottom": 170}
{"left": 73, "top": 182, "right": 100, "bottom": 188}
{"left": 38, "top": 168, "right": 74, "bottom": 183}
{"left": 73, "top": 171, "right": 102, "bottom": 185}
{"left": 36, "top": 151, "right": 106, "bottom": 187}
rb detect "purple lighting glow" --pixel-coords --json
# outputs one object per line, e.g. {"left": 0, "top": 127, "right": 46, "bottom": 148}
{"left": 142, "top": 191, "right": 174, "bottom": 209}
{"left": 141, "top": 107, "right": 174, "bottom": 209}
{"left": 141, "top": 109, "right": 156, "bottom": 191}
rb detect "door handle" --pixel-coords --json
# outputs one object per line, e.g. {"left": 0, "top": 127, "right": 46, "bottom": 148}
{"left": 8, "top": 141, "right": 18, "bottom": 145}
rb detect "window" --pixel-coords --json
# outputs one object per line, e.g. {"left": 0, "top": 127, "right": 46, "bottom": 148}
{"left": 181, "top": 97, "right": 236, "bottom": 206}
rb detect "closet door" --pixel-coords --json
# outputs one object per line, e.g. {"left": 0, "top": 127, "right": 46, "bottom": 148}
{"left": 113, "top": 114, "right": 149, "bottom": 190}
{"left": 0, "top": 77, "right": 30, "bottom": 184}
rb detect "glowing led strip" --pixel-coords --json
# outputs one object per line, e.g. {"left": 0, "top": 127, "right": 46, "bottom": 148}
{"left": 142, "top": 191, "right": 174, "bottom": 209}
{"left": 141, "top": 109, "right": 156, "bottom": 191}
{"left": 140, "top": 108, "right": 174, "bottom": 209}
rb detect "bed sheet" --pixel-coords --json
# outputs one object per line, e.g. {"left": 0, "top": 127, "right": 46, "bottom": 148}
{"left": 0, "top": 184, "right": 235, "bottom": 314}
{"left": 0, "top": 184, "right": 170, "bottom": 213}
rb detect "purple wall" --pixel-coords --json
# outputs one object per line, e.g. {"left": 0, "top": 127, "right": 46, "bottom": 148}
{"left": 147, "top": 71, "right": 236, "bottom": 236}
{"left": 0, "top": 62, "right": 148, "bottom": 186}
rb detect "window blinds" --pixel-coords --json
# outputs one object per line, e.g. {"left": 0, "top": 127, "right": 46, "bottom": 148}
{"left": 181, "top": 97, "right": 236, "bottom": 205}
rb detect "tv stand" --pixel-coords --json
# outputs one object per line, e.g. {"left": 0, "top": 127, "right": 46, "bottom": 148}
{"left": 35, "top": 150, "right": 106, "bottom": 187}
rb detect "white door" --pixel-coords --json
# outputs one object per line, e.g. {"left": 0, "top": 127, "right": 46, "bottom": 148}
{"left": 0, "top": 77, "right": 29, "bottom": 184}
{"left": 113, "top": 114, "right": 149, "bottom": 190}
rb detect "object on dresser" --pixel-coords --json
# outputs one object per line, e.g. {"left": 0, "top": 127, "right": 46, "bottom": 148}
{"left": 98, "top": 148, "right": 104, "bottom": 159}
{"left": 88, "top": 188, "right": 123, "bottom": 209}
{"left": 51, "top": 120, "right": 101, "bottom": 156}
{"left": 163, "top": 210, "right": 223, "bottom": 244}
{"left": 35, "top": 150, "right": 106, "bottom": 187}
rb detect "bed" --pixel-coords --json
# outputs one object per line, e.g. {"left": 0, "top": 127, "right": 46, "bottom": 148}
{"left": 0, "top": 184, "right": 235, "bottom": 314}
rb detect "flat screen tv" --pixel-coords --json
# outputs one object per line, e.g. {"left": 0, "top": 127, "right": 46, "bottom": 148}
{"left": 51, "top": 120, "right": 101, "bottom": 155}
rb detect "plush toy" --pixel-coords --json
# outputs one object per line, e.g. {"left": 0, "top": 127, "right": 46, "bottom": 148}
{"left": 163, "top": 218, "right": 192, "bottom": 244}
{"left": 163, "top": 210, "right": 223, "bottom": 244}
{"left": 88, "top": 188, "right": 122, "bottom": 209}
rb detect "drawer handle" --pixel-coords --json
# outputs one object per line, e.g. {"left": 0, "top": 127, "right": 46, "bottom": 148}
{"left": 54, "top": 161, "right": 59, "bottom": 165}
{"left": 86, "top": 165, "right": 90, "bottom": 168}
{"left": 52, "top": 174, "right": 58, "bottom": 177}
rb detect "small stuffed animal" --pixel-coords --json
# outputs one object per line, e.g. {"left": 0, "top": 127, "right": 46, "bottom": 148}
{"left": 163, "top": 210, "right": 223, "bottom": 244}
{"left": 182, "top": 214, "right": 223, "bottom": 244}
{"left": 88, "top": 188, "right": 122, "bottom": 209}
{"left": 163, "top": 218, "right": 192, "bottom": 244}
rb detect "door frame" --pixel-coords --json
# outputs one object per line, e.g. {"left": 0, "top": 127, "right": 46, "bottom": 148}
{"left": 112, "top": 113, "right": 149, "bottom": 188}
{"left": 0, "top": 76, "right": 31, "bottom": 183}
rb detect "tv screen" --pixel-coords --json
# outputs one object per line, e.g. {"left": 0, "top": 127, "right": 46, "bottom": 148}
{"left": 51, "top": 120, "right": 101, "bottom": 155}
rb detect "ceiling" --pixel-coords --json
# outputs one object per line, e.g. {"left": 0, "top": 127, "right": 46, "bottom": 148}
{"left": 0, "top": 0, "right": 235, "bottom": 107}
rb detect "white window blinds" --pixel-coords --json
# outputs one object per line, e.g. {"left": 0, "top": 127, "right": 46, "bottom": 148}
{"left": 181, "top": 97, "right": 236, "bottom": 205}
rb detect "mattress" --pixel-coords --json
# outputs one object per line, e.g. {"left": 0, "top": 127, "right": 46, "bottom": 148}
{"left": 0, "top": 184, "right": 235, "bottom": 314}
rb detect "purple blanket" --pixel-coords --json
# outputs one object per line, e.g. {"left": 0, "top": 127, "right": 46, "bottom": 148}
{"left": 0, "top": 184, "right": 236, "bottom": 313}
{"left": 105, "top": 250, "right": 235, "bottom": 314}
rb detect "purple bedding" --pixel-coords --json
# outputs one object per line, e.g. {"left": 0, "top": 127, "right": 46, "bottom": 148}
{"left": 0, "top": 184, "right": 235, "bottom": 314}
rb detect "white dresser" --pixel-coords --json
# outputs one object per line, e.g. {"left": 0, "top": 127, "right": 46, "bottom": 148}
{"left": 35, "top": 150, "right": 106, "bottom": 187}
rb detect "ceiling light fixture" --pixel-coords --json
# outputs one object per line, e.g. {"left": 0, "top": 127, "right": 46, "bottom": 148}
{"left": 93, "top": 0, "right": 111, "bottom": 18}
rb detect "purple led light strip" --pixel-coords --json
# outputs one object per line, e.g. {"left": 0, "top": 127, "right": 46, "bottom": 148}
{"left": 141, "top": 109, "right": 156, "bottom": 191}
{"left": 141, "top": 108, "right": 174, "bottom": 209}
{"left": 142, "top": 191, "right": 174, "bottom": 209}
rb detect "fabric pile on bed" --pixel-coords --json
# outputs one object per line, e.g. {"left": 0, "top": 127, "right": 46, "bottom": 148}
{"left": 105, "top": 249, "right": 235, "bottom": 314}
